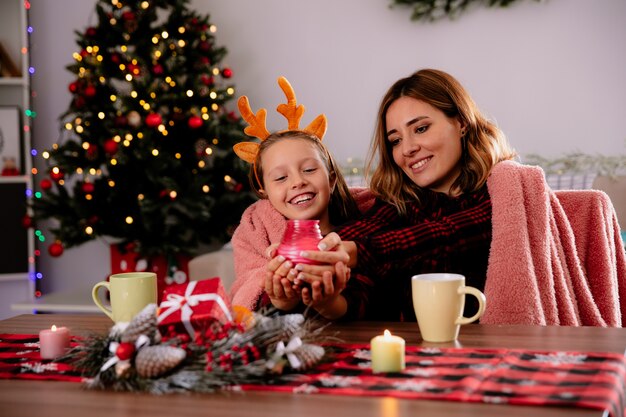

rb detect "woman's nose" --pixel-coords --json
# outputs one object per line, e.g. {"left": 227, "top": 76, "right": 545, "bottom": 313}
{"left": 402, "top": 138, "right": 420, "bottom": 157}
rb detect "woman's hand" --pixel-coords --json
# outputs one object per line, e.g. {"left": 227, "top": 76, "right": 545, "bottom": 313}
{"left": 299, "top": 232, "right": 357, "bottom": 268}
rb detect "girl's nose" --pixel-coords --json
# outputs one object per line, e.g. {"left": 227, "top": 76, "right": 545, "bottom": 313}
{"left": 290, "top": 172, "right": 307, "bottom": 188}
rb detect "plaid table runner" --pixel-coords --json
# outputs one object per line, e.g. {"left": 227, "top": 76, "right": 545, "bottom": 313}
{"left": 1, "top": 335, "right": 624, "bottom": 416}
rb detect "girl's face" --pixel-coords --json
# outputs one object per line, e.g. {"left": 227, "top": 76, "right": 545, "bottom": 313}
{"left": 260, "top": 139, "right": 334, "bottom": 230}
{"left": 385, "top": 96, "right": 465, "bottom": 195}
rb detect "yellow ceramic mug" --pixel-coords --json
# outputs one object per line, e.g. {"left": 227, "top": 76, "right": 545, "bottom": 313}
{"left": 411, "top": 273, "right": 486, "bottom": 343}
{"left": 92, "top": 272, "right": 158, "bottom": 322}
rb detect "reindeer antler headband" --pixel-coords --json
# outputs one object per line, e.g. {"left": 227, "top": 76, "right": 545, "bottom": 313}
{"left": 233, "top": 76, "right": 327, "bottom": 164}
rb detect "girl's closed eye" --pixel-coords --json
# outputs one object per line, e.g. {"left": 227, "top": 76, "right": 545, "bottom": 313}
{"left": 303, "top": 167, "right": 318, "bottom": 174}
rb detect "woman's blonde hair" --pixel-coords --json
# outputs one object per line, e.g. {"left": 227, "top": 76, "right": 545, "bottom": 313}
{"left": 366, "top": 68, "right": 517, "bottom": 214}
{"left": 250, "top": 131, "right": 360, "bottom": 226}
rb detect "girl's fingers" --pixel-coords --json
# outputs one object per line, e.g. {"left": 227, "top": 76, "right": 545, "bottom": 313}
{"left": 301, "top": 287, "right": 312, "bottom": 305}
{"left": 310, "top": 280, "right": 323, "bottom": 302}
{"left": 265, "top": 243, "right": 280, "bottom": 258}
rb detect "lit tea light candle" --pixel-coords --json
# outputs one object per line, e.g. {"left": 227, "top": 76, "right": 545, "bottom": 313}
{"left": 39, "top": 325, "right": 71, "bottom": 360}
{"left": 370, "top": 329, "right": 405, "bottom": 373}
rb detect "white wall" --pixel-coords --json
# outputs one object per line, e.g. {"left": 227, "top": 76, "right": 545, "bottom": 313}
{"left": 29, "top": 0, "right": 626, "bottom": 295}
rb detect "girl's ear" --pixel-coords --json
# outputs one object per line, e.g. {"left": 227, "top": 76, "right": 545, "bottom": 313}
{"left": 329, "top": 171, "right": 338, "bottom": 193}
{"left": 258, "top": 188, "right": 267, "bottom": 198}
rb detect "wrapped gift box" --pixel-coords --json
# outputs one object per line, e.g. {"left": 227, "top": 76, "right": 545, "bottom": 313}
{"left": 157, "top": 277, "right": 232, "bottom": 339}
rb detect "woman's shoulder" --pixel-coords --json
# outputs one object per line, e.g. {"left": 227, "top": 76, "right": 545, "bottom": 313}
{"left": 349, "top": 187, "right": 376, "bottom": 213}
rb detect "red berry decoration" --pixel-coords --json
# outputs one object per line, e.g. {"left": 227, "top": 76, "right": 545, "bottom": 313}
{"left": 115, "top": 342, "right": 136, "bottom": 360}
{"left": 81, "top": 182, "right": 95, "bottom": 194}
{"left": 48, "top": 242, "right": 64, "bottom": 257}
{"left": 40, "top": 178, "right": 53, "bottom": 191}
{"left": 187, "top": 115, "right": 203, "bottom": 129}
{"left": 103, "top": 139, "right": 119, "bottom": 155}
{"left": 145, "top": 113, "right": 162, "bottom": 127}
{"left": 222, "top": 68, "right": 232, "bottom": 78}
{"left": 50, "top": 169, "right": 65, "bottom": 182}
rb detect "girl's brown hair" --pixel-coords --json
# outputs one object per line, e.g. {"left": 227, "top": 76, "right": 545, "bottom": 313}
{"left": 366, "top": 68, "right": 516, "bottom": 214}
{"left": 250, "top": 131, "right": 360, "bottom": 226}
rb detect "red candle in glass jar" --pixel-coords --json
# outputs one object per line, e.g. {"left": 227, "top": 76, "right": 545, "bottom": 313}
{"left": 276, "top": 220, "right": 323, "bottom": 265}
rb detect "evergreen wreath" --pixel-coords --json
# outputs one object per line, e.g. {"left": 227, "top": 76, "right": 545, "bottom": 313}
{"left": 62, "top": 304, "right": 332, "bottom": 394}
{"left": 389, "top": 0, "right": 541, "bottom": 22}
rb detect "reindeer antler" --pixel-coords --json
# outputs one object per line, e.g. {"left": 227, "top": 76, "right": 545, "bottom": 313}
{"left": 234, "top": 76, "right": 328, "bottom": 165}
{"left": 237, "top": 96, "right": 270, "bottom": 140}
{"left": 276, "top": 76, "right": 305, "bottom": 130}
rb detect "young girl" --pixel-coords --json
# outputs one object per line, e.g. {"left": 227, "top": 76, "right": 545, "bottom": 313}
{"left": 229, "top": 77, "right": 374, "bottom": 319}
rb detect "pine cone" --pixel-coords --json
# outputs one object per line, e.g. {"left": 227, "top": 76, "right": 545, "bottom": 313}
{"left": 121, "top": 304, "right": 159, "bottom": 344}
{"left": 291, "top": 344, "right": 325, "bottom": 371}
{"left": 135, "top": 345, "right": 186, "bottom": 378}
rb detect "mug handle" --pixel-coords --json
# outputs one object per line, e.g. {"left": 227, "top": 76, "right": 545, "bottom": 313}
{"left": 455, "top": 286, "right": 486, "bottom": 325}
{"left": 92, "top": 281, "right": 114, "bottom": 320}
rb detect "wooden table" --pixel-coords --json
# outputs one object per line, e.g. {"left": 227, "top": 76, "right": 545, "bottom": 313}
{"left": 1, "top": 314, "right": 624, "bottom": 417}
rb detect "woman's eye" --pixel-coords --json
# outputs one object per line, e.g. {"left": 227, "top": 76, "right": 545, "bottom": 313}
{"left": 415, "top": 124, "right": 429, "bottom": 134}
{"left": 388, "top": 137, "right": 400, "bottom": 147}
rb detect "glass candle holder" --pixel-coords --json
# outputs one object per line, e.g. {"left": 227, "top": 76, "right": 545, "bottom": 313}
{"left": 276, "top": 219, "right": 323, "bottom": 265}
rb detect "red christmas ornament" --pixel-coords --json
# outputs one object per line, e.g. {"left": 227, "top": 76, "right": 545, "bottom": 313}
{"left": 103, "top": 138, "right": 119, "bottom": 155}
{"left": 80, "top": 49, "right": 89, "bottom": 58}
{"left": 81, "top": 182, "right": 95, "bottom": 194}
{"left": 114, "top": 115, "right": 127, "bottom": 127}
{"left": 84, "top": 85, "right": 97, "bottom": 98}
{"left": 73, "top": 96, "right": 86, "bottom": 109}
{"left": 110, "top": 53, "right": 121, "bottom": 64}
{"left": 222, "top": 68, "right": 233, "bottom": 78}
{"left": 50, "top": 169, "right": 65, "bottom": 182}
{"left": 85, "top": 27, "right": 97, "bottom": 37}
{"left": 227, "top": 111, "right": 239, "bottom": 122}
{"left": 116, "top": 342, "right": 135, "bottom": 360}
{"left": 68, "top": 81, "right": 79, "bottom": 93}
{"left": 152, "top": 64, "right": 164, "bottom": 75}
{"left": 199, "top": 40, "right": 211, "bottom": 52}
{"left": 200, "top": 74, "right": 214, "bottom": 86}
{"left": 85, "top": 144, "right": 98, "bottom": 160}
{"left": 187, "top": 115, "right": 203, "bottom": 129}
{"left": 127, "top": 63, "right": 140, "bottom": 76}
{"left": 145, "top": 113, "right": 162, "bottom": 128}
{"left": 21, "top": 214, "right": 33, "bottom": 229}
{"left": 48, "top": 242, "right": 64, "bottom": 257}
{"left": 40, "top": 178, "right": 53, "bottom": 191}
{"left": 122, "top": 11, "right": 136, "bottom": 21}
{"left": 199, "top": 57, "right": 210, "bottom": 65}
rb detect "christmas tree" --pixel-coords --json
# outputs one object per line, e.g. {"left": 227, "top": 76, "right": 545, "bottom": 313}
{"left": 33, "top": 0, "right": 256, "bottom": 259}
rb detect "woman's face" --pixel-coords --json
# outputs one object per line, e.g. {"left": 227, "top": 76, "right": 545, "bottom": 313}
{"left": 385, "top": 96, "right": 465, "bottom": 195}
{"left": 260, "top": 138, "right": 333, "bottom": 230}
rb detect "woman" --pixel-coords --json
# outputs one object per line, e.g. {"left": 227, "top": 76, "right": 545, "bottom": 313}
{"left": 297, "top": 69, "right": 626, "bottom": 326}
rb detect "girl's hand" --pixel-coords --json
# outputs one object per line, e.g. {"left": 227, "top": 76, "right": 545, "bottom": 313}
{"left": 263, "top": 270, "right": 300, "bottom": 311}
{"left": 301, "top": 261, "right": 349, "bottom": 305}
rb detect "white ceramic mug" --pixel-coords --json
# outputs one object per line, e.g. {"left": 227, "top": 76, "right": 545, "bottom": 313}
{"left": 411, "top": 273, "right": 486, "bottom": 343}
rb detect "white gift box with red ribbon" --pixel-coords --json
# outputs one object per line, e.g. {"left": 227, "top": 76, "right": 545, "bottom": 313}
{"left": 157, "top": 277, "right": 232, "bottom": 338}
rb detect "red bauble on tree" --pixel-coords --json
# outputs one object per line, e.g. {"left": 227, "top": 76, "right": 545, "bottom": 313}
{"left": 50, "top": 169, "right": 65, "bottom": 182}
{"left": 152, "top": 64, "right": 164, "bottom": 75}
{"left": 188, "top": 115, "right": 203, "bottom": 129}
{"left": 85, "top": 27, "right": 97, "bottom": 37}
{"left": 103, "top": 138, "right": 119, "bottom": 155}
{"left": 68, "top": 81, "right": 79, "bottom": 93}
{"left": 84, "top": 85, "right": 97, "bottom": 98}
{"left": 81, "top": 182, "right": 95, "bottom": 194}
{"left": 40, "top": 178, "right": 53, "bottom": 191}
{"left": 200, "top": 74, "right": 214, "bottom": 86}
{"left": 127, "top": 63, "right": 141, "bottom": 77}
{"left": 21, "top": 214, "right": 33, "bottom": 229}
{"left": 221, "top": 68, "right": 232, "bottom": 78}
{"left": 145, "top": 113, "right": 162, "bottom": 127}
{"left": 48, "top": 242, "right": 64, "bottom": 257}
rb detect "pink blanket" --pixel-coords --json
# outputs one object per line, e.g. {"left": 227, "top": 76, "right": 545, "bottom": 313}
{"left": 483, "top": 161, "right": 626, "bottom": 326}
{"left": 230, "top": 188, "right": 375, "bottom": 310}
